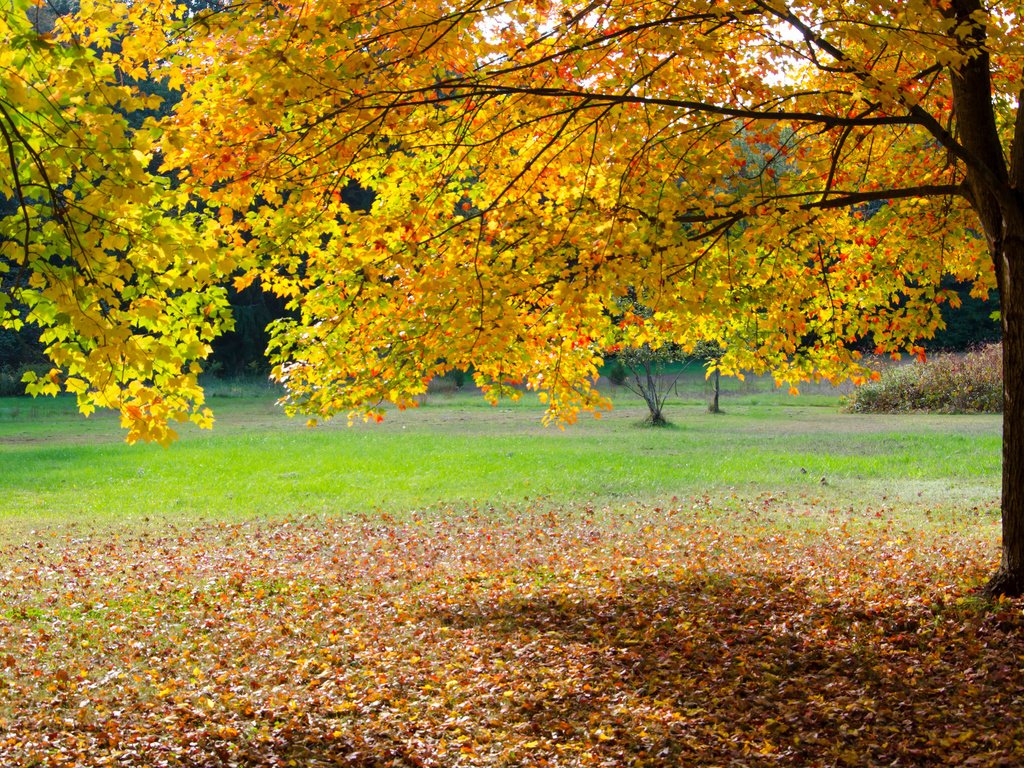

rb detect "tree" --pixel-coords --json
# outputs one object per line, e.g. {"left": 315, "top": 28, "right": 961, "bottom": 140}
{"left": 608, "top": 292, "right": 713, "bottom": 425}
{"left": 0, "top": 0, "right": 234, "bottom": 443}
{"left": 12, "top": 0, "right": 1024, "bottom": 592}
{"left": 612, "top": 344, "right": 685, "bottom": 426}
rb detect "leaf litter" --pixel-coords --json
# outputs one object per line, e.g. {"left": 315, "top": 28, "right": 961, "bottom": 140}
{"left": 0, "top": 501, "right": 1018, "bottom": 766}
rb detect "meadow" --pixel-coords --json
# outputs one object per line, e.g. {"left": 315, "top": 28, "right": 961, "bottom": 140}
{"left": 0, "top": 376, "right": 1001, "bottom": 529}
{"left": 0, "top": 379, "right": 1017, "bottom": 766}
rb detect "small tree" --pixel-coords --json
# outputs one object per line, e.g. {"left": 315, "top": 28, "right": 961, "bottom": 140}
{"left": 614, "top": 343, "right": 690, "bottom": 426}
{"left": 611, "top": 339, "right": 726, "bottom": 424}
{"left": 609, "top": 292, "right": 698, "bottom": 425}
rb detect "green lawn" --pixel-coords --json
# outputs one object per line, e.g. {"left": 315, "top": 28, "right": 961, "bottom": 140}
{"left": 0, "top": 383, "right": 1001, "bottom": 530}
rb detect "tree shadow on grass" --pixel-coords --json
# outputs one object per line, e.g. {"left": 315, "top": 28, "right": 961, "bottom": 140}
{"left": 430, "top": 572, "right": 1024, "bottom": 766}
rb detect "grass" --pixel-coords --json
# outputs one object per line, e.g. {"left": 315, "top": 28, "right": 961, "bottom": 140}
{"left": 0, "top": 379, "right": 1001, "bottom": 532}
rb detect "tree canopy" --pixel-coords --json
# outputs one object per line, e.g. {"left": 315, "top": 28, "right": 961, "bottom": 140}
{"left": 0, "top": 0, "right": 233, "bottom": 444}
{"left": 142, "top": 0, "right": 1001, "bottom": 425}
{"left": 4, "top": 0, "right": 1009, "bottom": 423}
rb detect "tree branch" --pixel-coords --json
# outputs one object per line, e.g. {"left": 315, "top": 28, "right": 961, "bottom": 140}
{"left": 415, "top": 83, "right": 921, "bottom": 129}
{"left": 672, "top": 183, "right": 964, "bottom": 224}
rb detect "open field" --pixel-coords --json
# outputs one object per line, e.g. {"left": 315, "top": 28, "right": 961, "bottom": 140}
{"left": 0, "top": 384, "right": 1016, "bottom": 766}
{"left": 0, "top": 381, "right": 1001, "bottom": 530}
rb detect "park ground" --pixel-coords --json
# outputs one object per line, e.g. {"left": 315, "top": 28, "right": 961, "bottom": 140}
{"left": 0, "top": 374, "right": 1019, "bottom": 766}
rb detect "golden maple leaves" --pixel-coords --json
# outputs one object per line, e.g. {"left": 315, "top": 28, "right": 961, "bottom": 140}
{"left": 0, "top": 0, "right": 232, "bottom": 444}
{"left": 2, "top": 0, "right": 1009, "bottom": 437}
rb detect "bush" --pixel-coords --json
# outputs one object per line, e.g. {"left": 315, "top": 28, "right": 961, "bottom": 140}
{"left": 0, "top": 364, "right": 54, "bottom": 397}
{"left": 844, "top": 343, "right": 1002, "bottom": 414}
{"left": 604, "top": 358, "right": 628, "bottom": 386}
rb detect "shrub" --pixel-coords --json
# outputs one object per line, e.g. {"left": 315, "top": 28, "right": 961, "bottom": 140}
{"left": 604, "top": 358, "right": 628, "bottom": 386}
{"left": 0, "top": 364, "right": 54, "bottom": 397}
{"left": 844, "top": 343, "right": 1002, "bottom": 414}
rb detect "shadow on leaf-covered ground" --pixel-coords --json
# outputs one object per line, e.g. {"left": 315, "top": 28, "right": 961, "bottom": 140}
{"left": 426, "top": 572, "right": 1024, "bottom": 766}
{"left": 0, "top": 515, "right": 1013, "bottom": 767}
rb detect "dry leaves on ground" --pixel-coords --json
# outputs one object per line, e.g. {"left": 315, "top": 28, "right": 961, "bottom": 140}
{"left": 0, "top": 501, "right": 1017, "bottom": 766}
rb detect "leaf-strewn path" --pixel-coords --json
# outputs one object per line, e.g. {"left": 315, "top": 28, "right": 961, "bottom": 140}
{"left": 0, "top": 504, "right": 1018, "bottom": 766}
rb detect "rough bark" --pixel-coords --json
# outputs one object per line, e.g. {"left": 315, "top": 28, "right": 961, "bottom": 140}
{"left": 984, "top": 220, "right": 1024, "bottom": 596}
{"left": 944, "top": 0, "right": 1024, "bottom": 595}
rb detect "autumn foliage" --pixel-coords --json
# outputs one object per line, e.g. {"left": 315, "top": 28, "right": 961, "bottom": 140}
{"left": 145, "top": 0, "right": 996, "bottom": 426}
{"left": 0, "top": 1, "right": 233, "bottom": 444}
{"left": 2, "top": 0, "right": 1002, "bottom": 430}
{"left": 0, "top": 504, "right": 1016, "bottom": 767}
{"left": 0, "top": 0, "right": 1016, "bottom": 437}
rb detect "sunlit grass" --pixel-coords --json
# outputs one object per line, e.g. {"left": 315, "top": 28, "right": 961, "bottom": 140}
{"left": 0, "top": 381, "right": 1001, "bottom": 535}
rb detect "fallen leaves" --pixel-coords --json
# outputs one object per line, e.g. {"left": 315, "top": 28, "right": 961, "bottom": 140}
{"left": 0, "top": 503, "right": 1017, "bottom": 766}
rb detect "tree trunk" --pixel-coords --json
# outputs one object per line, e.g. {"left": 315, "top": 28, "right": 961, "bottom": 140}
{"left": 708, "top": 367, "right": 721, "bottom": 414}
{"left": 944, "top": 0, "right": 1024, "bottom": 594}
{"left": 643, "top": 364, "right": 668, "bottom": 425}
{"left": 985, "top": 227, "right": 1024, "bottom": 596}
